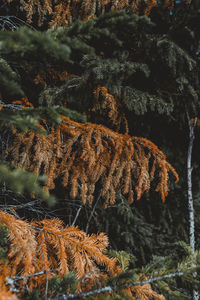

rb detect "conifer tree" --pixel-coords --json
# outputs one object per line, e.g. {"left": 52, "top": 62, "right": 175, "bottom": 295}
{"left": 1, "top": 0, "right": 200, "bottom": 299}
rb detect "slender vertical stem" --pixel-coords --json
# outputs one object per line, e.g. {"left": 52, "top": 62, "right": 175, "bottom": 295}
{"left": 187, "top": 114, "right": 197, "bottom": 252}
{"left": 85, "top": 192, "right": 101, "bottom": 234}
{"left": 187, "top": 112, "right": 198, "bottom": 300}
{"left": 44, "top": 272, "right": 49, "bottom": 300}
{"left": 72, "top": 206, "right": 82, "bottom": 226}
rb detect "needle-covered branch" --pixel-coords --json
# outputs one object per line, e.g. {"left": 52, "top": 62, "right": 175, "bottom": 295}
{"left": 5, "top": 116, "right": 179, "bottom": 206}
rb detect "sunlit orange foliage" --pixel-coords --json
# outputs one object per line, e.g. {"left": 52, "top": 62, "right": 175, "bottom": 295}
{"left": 5, "top": 115, "right": 178, "bottom": 206}
{"left": 0, "top": 288, "right": 17, "bottom": 300}
{"left": 6, "top": 0, "right": 179, "bottom": 28}
{"left": 0, "top": 210, "right": 118, "bottom": 293}
{"left": 12, "top": 97, "right": 34, "bottom": 108}
{"left": 0, "top": 210, "right": 165, "bottom": 299}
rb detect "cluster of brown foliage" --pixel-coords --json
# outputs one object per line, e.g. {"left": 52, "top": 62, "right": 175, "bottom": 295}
{"left": 6, "top": 0, "right": 185, "bottom": 28}
{"left": 0, "top": 210, "right": 118, "bottom": 295}
{"left": 0, "top": 210, "right": 165, "bottom": 299}
{"left": 34, "top": 68, "right": 69, "bottom": 88}
{"left": 91, "top": 86, "right": 129, "bottom": 133}
{"left": 5, "top": 114, "right": 179, "bottom": 207}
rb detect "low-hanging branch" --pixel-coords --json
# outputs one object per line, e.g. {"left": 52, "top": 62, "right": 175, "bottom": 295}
{"left": 0, "top": 210, "right": 165, "bottom": 300}
{"left": 6, "top": 0, "right": 192, "bottom": 29}
{"left": 5, "top": 116, "right": 179, "bottom": 206}
{"left": 5, "top": 0, "right": 160, "bottom": 28}
{"left": 0, "top": 210, "right": 119, "bottom": 291}
{"left": 51, "top": 267, "right": 199, "bottom": 300}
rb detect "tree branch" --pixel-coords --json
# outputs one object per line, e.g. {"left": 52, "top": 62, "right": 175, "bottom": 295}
{"left": 52, "top": 267, "right": 199, "bottom": 300}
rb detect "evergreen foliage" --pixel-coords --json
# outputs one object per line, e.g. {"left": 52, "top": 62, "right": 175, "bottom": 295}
{"left": 1, "top": 9, "right": 198, "bottom": 128}
{"left": 0, "top": 164, "right": 55, "bottom": 204}
{"left": 0, "top": 105, "right": 86, "bottom": 131}
{"left": 48, "top": 272, "right": 77, "bottom": 296}
{"left": 0, "top": 0, "right": 200, "bottom": 299}
{"left": 0, "top": 225, "right": 9, "bottom": 262}
{"left": 0, "top": 57, "right": 24, "bottom": 99}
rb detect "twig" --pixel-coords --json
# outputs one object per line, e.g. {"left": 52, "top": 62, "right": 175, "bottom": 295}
{"left": 44, "top": 271, "right": 49, "bottom": 300}
{"left": 85, "top": 192, "right": 101, "bottom": 234}
{"left": 0, "top": 102, "right": 24, "bottom": 110}
{"left": 79, "top": 271, "right": 96, "bottom": 283}
{"left": 6, "top": 270, "right": 54, "bottom": 282}
{"left": 0, "top": 200, "right": 40, "bottom": 210}
{"left": 0, "top": 16, "right": 36, "bottom": 31}
{"left": 72, "top": 206, "right": 82, "bottom": 226}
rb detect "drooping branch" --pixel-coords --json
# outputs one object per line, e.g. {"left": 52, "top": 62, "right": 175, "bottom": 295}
{"left": 0, "top": 210, "right": 165, "bottom": 299}
{"left": 5, "top": 116, "right": 179, "bottom": 206}
{"left": 0, "top": 210, "right": 119, "bottom": 291}
{"left": 5, "top": 0, "right": 160, "bottom": 28}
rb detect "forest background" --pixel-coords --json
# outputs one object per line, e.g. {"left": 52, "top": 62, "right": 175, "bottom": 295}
{"left": 1, "top": 0, "right": 200, "bottom": 299}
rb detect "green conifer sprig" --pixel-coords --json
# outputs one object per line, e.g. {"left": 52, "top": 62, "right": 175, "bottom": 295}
{"left": 0, "top": 164, "right": 55, "bottom": 205}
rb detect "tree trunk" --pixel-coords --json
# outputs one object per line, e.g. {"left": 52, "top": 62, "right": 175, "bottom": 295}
{"left": 187, "top": 112, "right": 199, "bottom": 300}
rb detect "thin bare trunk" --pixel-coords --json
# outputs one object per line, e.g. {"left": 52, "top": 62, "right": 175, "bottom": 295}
{"left": 187, "top": 112, "right": 198, "bottom": 300}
